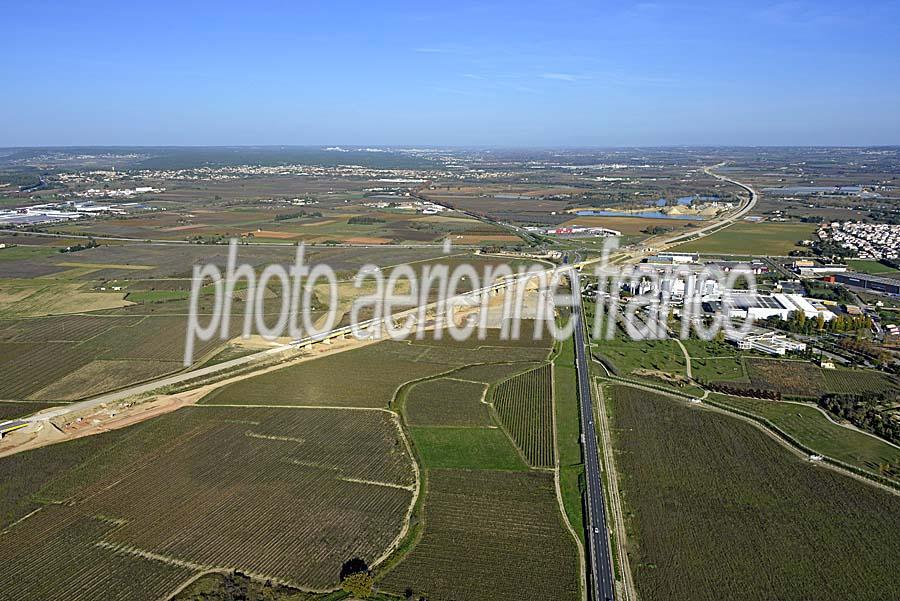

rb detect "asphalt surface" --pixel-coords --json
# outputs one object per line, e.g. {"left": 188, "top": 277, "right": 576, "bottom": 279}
{"left": 570, "top": 268, "right": 616, "bottom": 601}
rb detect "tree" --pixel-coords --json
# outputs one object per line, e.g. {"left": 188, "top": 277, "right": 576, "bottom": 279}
{"left": 340, "top": 557, "right": 373, "bottom": 598}
{"left": 341, "top": 572, "right": 374, "bottom": 598}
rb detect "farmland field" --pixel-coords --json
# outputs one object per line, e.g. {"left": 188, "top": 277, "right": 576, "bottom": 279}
{"left": 821, "top": 367, "right": 898, "bottom": 395}
{"left": 204, "top": 326, "right": 553, "bottom": 409}
{"left": 608, "top": 385, "right": 900, "bottom": 601}
{"left": 0, "top": 504, "right": 195, "bottom": 601}
{"left": 0, "top": 401, "right": 58, "bottom": 420}
{"left": 559, "top": 214, "right": 699, "bottom": 236}
{"left": 708, "top": 358, "right": 898, "bottom": 399}
{"left": 0, "top": 405, "right": 417, "bottom": 593}
{"left": 408, "top": 426, "right": 527, "bottom": 470}
{"left": 744, "top": 358, "right": 828, "bottom": 397}
{"left": 493, "top": 364, "right": 555, "bottom": 468}
{"left": 383, "top": 327, "right": 582, "bottom": 601}
{"left": 674, "top": 221, "right": 817, "bottom": 255}
{"left": 380, "top": 469, "right": 581, "bottom": 601}
{"left": 0, "top": 279, "right": 133, "bottom": 317}
{"left": 0, "top": 423, "right": 149, "bottom": 528}
{"left": 412, "top": 319, "right": 555, "bottom": 350}
{"left": 451, "top": 361, "right": 539, "bottom": 384}
{"left": 710, "top": 394, "right": 900, "bottom": 481}
{"left": 30, "top": 359, "right": 177, "bottom": 401}
{"left": 404, "top": 378, "right": 491, "bottom": 427}
{"left": 847, "top": 259, "right": 900, "bottom": 275}
{"left": 0, "top": 314, "right": 222, "bottom": 400}
{"left": 46, "top": 196, "right": 517, "bottom": 246}
{"left": 201, "top": 341, "right": 455, "bottom": 408}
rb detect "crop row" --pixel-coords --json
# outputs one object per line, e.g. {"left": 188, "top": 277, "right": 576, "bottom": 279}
{"left": 0, "top": 505, "right": 194, "bottom": 601}
{"left": 380, "top": 469, "right": 580, "bottom": 601}
{"left": 1, "top": 314, "right": 143, "bottom": 343}
{"left": 609, "top": 385, "right": 900, "bottom": 601}
{"left": 204, "top": 342, "right": 456, "bottom": 408}
{"left": 493, "top": 364, "right": 555, "bottom": 468}
{"left": 8, "top": 406, "right": 416, "bottom": 591}
{"left": 821, "top": 368, "right": 897, "bottom": 395}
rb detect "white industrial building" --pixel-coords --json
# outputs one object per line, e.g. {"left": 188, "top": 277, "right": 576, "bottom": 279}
{"left": 721, "top": 292, "right": 836, "bottom": 322}
{"left": 645, "top": 252, "right": 698, "bottom": 265}
{"left": 725, "top": 331, "right": 807, "bottom": 356}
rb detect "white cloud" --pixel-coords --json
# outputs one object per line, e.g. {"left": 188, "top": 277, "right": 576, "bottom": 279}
{"left": 540, "top": 72, "right": 580, "bottom": 82}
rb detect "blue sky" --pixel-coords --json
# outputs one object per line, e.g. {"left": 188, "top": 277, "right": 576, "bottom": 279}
{"left": 3, "top": 0, "right": 899, "bottom": 146}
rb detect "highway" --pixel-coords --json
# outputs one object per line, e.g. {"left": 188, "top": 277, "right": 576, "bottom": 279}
{"left": 570, "top": 268, "right": 616, "bottom": 601}
{"left": 15, "top": 166, "right": 761, "bottom": 600}
{"left": 576, "top": 164, "right": 759, "bottom": 270}
{"left": 660, "top": 163, "right": 759, "bottom": 247}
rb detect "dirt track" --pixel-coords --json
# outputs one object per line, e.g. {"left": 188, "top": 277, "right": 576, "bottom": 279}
{"left": 0, "top": 334, "right": 378, "bottom": 458}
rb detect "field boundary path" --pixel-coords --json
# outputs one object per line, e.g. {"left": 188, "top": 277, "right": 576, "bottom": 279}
{"left": 674, "top": 337, "right": 692, "bottom": 379}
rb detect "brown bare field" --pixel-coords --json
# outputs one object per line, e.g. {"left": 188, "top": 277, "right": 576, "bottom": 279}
{"left": 0, "top": 281, "right": 133, "bottom": 318}
{"left": 344, "top": 236, "right": 393, "bottom": 244}
{"left": 242, "top": 229, "right": 301, "bottom": 239}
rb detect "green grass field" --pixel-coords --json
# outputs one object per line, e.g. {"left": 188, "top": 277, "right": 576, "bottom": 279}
{"left": 847, "top": 259, "right": 900, "bottom": 275}
{"left": 681, "top": 338, "right": 746, "bottom": 381}
{"left": 675, "top": 221, "right": 817, "bottom": 255}
{"left": 408, "top": 426, "right": 528, "bottom": 470}
{"left": 609, "top": 385, "right": 900, "bottom": 601}
{"left": 710, "top": 394, "right": 900, "bottom": 480}
{"left": 554, "top": 335, "right": 586, "bottom": 539}
{"left": 592, "top": 336, "right": 686, "bottom": 376}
